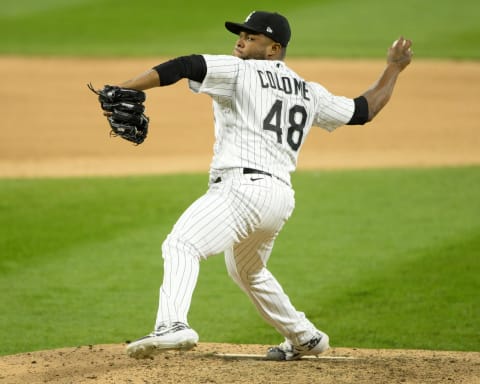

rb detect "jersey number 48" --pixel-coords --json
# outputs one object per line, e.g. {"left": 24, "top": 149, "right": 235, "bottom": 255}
{"left": 263, "top": 100, "right": 307, "bottom": 151}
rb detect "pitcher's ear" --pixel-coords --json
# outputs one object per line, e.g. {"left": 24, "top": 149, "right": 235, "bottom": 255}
{"left": 268, "top": 42, "right": 283, "bottom": 59}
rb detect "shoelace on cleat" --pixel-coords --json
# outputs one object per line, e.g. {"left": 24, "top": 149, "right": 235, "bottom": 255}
{"left": 151, "top": 322, "right": 189, "bottom": 337}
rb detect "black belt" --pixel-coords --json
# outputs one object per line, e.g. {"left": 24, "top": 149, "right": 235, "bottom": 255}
{"left": 213, "top": 168, "right": 273, "bottom": 183}
{"left": 243, "top": 167, "right": 273, "bottom": 177}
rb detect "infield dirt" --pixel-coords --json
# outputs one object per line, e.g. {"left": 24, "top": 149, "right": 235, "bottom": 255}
{"left": 0, "top": 57, "right": 479, "bottom": 383}
{"left": 1, "top": 57, "right": 479, "bottom": 177}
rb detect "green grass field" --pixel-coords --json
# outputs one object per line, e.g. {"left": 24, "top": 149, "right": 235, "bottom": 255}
{"left": 0, "top": 167, "right": 479, "bottom": 355}
{"left": 0, "top": 0, "right": 479, "bottom": 356}
{"left": 1, "top": 0, "right": 479, "bottom": 58}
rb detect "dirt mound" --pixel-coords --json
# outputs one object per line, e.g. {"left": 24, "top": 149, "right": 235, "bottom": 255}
{"left": 1, "top": 58, "right": 479, "bottom": 177}
{"left": 1, "top": 343, "right": 479, "bottom": 384}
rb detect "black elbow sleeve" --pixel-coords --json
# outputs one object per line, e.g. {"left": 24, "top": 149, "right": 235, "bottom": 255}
{"left": 153, "top": 54, "right": 207, "bottom": 86}
{"left": 347, "top": 96, "right": 369, "bottom": 125}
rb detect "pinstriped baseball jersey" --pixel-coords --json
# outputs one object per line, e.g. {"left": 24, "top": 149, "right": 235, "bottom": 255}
{"left": 189, "top": 54, "right": 355, "bottom": 184}
{"left": 154, "top": 54, "right": 358, "bottom": 345}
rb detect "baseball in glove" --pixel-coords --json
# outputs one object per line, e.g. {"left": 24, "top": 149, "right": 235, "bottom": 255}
{"left": 88, "top": 83, "right": 149, "bottom": 145}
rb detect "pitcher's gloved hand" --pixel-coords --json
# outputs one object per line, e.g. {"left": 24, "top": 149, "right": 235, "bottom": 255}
{"left": 88, "top": 83, "right": 149, "bottom": 145}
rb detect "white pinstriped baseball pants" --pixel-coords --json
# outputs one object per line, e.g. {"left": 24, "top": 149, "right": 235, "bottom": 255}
{"left": 155, "top": 168, "right": 318, "bottom": 345}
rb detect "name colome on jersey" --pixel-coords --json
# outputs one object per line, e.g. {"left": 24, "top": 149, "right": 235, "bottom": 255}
{"left": 257, "top": 70, "right": 310, "bottom": 101}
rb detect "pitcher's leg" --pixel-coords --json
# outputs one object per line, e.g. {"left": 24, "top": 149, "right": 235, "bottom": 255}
{"left": 225, "top": 235, "right": 317, "bottom": 346}
{"left": 155, "top": 185, "right": 246, "bottom": 327}
{"left": 156, "top": 235, "right": 200, "bottom": 327}
{"left": 127, "top": 187, "right": 241, "bottom": 359}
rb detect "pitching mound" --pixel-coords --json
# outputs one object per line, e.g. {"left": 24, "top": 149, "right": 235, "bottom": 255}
{"left": 1, "top": 343, "right": 479, "bottom": 383}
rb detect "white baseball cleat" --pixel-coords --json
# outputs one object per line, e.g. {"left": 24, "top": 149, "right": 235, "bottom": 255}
{"left": 266, "top": 331, "right": 330, "bottom": 361}
{"left": 126, "top": 322, "right": 199, "bottom": 359}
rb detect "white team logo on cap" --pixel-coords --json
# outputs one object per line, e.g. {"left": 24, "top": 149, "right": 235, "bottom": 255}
{"left": 266, "top": 26, "right": 273, "bottom": 33}
{"left": 245, "top": 11, "right": 255, "bottom": 22}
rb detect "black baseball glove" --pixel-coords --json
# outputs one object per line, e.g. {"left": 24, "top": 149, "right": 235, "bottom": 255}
{"left": 88, "top": 83, "right": 149, "bottom": 145}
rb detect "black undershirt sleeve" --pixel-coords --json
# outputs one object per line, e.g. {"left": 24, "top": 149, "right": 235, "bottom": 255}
{"left": 347, "top": 96, "right": 369, "bottom": 125}
{"left": 153, "top": 55, "right": 207, "bottom": 86}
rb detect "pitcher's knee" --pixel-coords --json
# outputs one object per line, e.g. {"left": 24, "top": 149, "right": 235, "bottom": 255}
{"left": 162, "top": 234, "right": 202, "bottom": 261}
{"left": 226, "top": 264, "right": 244, "bottom": 285}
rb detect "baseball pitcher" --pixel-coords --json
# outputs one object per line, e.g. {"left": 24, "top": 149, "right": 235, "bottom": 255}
{"left": 91, "top": 11, "right": 412, "bottom": 360}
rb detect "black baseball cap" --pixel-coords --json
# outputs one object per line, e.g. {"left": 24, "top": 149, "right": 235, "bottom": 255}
{"left": 225, "top": 11, "right": 291, "bottom": 47}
